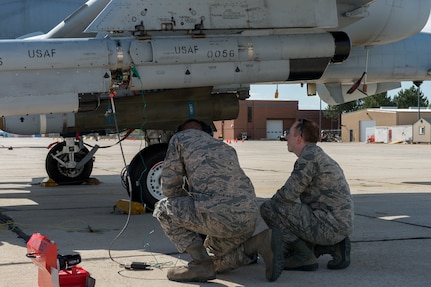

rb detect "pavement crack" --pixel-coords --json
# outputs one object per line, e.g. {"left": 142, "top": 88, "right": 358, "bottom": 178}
{"left": 353, "top": 237, "right": 431, "bottom": 243}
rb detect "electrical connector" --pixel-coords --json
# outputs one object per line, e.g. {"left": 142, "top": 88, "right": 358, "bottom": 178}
{"left": 130, "top": 66, "right": 141, "bottom": 79}
{"left": 123, "top": 262, "right": 151, "bottom": 270}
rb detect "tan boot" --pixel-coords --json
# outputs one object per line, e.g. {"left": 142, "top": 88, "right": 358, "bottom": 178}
{"left": 284, "top": 239, "right": 318, "bottom": 271}
{"left": 167, "top": 242, "right": 216, "bottom": 282}
{"left": 244, "top": 229, "right": 284, "bottom": 282}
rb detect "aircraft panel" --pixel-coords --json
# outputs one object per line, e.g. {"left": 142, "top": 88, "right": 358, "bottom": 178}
{"left": 85, "top": 0, "right": 338, "bottom": 33}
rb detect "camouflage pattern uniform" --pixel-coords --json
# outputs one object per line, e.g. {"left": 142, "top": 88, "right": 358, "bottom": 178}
{"left": 153, "top": 129, "right": 259, "bottom": 273}
{"left": 260, "top": 143, "right": 353, "bottom": 245}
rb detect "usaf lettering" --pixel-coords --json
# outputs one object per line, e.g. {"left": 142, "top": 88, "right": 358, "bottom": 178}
{"left": 174, "top": 45, "right": 198, "bottom": 54}
{"left": 28, "top": 49, "right": 56, "bottom": 58}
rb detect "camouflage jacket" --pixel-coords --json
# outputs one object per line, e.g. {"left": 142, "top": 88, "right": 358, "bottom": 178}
{"left": 272, "top": 143, "right": 354, "bottom": 233}
{"left": 162, "top": 129, "right": 258, "bottom": 214}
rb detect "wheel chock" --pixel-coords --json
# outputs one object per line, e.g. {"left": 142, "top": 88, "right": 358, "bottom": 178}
{"left": 84, "top": 178, "right": 100, "bottom": 185}
{"left": 113, "top": 199, "right": 145, "bottom": 215}
{"left": 41, "top": 178, "right": 57, "bottom": 187}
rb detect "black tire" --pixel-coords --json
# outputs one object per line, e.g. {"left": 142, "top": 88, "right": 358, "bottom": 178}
{"left": 45, "top": 142, "right": 93, "bottom": 185}
{"left": 128, "top": 143, "right": 168, "bottom": 211}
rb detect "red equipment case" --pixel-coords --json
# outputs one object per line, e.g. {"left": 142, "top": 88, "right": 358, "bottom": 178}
{"left": 26, "top": 233, "right": 95, "bottom": 287}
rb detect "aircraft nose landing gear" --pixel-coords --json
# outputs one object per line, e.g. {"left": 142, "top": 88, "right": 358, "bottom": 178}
{"left": 45, "top": 138, "right": 96, "bottom": 185}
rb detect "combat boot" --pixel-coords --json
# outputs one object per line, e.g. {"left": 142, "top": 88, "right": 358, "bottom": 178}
{"left": 167, "top": 242, "right": 216, "bottom": 282}
{"left": 328, "top": 237, "right": 351, "bottom": 269}
{"left": 284, "top": 239, "right": 318, "bottom": 271}
{"left": 314, "top": 237, "right": 351, "bottom": 269}
{"left": 244, "top": 229, "right": 284, "bottom": 282}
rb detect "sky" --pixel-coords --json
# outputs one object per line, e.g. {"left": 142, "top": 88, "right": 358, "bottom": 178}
{"left": 249, "top": 14, "right": 431, "bottom": 110}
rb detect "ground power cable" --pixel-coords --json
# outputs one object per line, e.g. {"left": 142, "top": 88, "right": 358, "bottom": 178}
{"left": 106, "top": 88, "right": 173, "bottom": 271}
{"left": 106, "top": 90, "right": 141, "bottom": 269}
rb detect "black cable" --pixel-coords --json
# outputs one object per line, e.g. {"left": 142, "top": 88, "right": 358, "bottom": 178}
{"left": 0, "top": 212, "right": 31, "bottom": 243}
{"left": 83, "top": 129, "right": 134, "bottom": 149}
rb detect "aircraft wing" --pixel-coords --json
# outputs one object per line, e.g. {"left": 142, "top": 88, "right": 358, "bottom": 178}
{"left": 0, "top": 0, "right": 431, "bottom": 119}
{"left": 84, "top": 0, "right": 430, "bottom": 47}
{"left": 0, "top": 0, "right": 430, "bottom": 118}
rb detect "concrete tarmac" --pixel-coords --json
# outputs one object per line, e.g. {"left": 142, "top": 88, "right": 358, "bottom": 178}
{"left": 1, "top": 137, "right": 430, "bottom": 286}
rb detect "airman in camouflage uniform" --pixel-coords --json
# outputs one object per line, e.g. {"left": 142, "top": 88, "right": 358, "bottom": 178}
{"left": 260, "top": 118, "right": 354, "bottom": 271}
{"left": 153, "top": 119, "right": 283, "bottom": 282}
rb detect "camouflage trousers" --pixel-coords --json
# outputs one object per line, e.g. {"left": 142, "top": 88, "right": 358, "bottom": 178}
{"left": 153, "top": 196, "right": 259, "bottom": 273}
{"left": 260, "top": 199, "right": 346, "bottom": 246}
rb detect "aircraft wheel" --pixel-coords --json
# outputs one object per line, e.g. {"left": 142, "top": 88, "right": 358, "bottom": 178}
{"left": 128, "top": 143, "right": 168, "bottom": 211}
{"left": 45, "top": 142, "right": 93, "bottom": 185}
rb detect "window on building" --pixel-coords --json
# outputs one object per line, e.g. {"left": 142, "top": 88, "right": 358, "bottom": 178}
{"left": 247, "top": 107, "right": 252, "bottom": 123}
{"left": 419, "top": 126, "right": 425, "bottom": 135}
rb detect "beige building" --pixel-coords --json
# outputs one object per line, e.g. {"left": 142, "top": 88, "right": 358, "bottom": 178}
{"left": 413, "top": 118, "right": 431, "bottom": 143}
{"left": 341, "top": 108, "right": 431, "bottom": 142}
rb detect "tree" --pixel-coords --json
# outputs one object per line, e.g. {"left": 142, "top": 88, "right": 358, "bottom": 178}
{"left": 323, "top": 86, "right": 427, "bottom": 121}
{"left": 324, "top": 101, "right": 361, "bottom": 122}
{"left": 393, "top": 86, "right": 428, "bottom": 108}
{"left": 360, "top": 92, "right": 395, "bottom": 108}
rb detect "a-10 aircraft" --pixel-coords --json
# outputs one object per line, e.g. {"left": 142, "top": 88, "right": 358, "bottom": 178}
{"left": 1, "top": 0, "right": 431, "bottom": 209}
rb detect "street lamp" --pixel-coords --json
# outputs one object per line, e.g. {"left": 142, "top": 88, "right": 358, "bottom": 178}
{"left": 413, "top": 81, "right": 423, "bottom": 120}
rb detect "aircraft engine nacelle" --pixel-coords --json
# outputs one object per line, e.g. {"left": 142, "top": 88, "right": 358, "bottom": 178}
{"left": 0, "top": 88, "right": 239, "bottom": 135}
{"left": 0, "top": 32, "right": 350, "bottom": 117}
{"left": 340, "top": 0, "right": 431, "bottom": 46}
{"left": 311, "top": 32, "right": 431, "bottom": 105}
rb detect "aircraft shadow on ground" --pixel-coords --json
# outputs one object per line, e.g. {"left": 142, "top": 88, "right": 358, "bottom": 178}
{"left": 2, "top": 183, "right": 431, "bottom": 259}
{"left": 0, "top": 174, "right": 174, "bottom": 253}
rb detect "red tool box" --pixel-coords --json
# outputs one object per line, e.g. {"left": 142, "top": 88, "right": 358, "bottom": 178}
{"left": 26, "top": 233, "right": 95, "bottom": 287}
